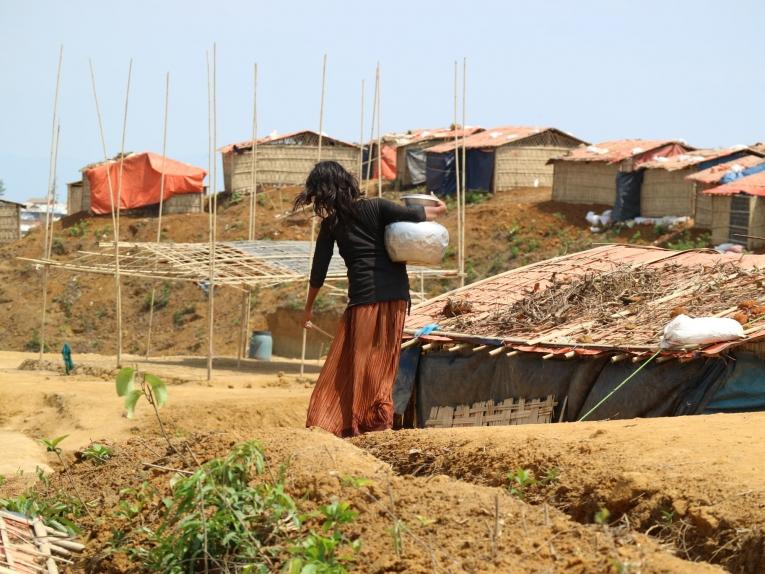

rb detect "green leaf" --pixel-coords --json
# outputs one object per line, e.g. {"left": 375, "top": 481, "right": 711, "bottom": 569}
{"left": 124, "top": 390, "right": 143, "bottom": 419}
{"left": 116, "top": 367, "right": 136, "bottom": 397}
{"left": 40, "top": 435, "right": 69, "bottom": 453}
{"left": 145, "top": 374, "right": 168, "bottom": 407}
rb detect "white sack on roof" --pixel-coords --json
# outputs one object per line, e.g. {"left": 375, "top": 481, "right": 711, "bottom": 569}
{"left": 586, "top": 145, "right": 608, "bottom": 155}
{"left": 660, "top": 314, "right": 745, "bottom": 349}
{"left": 714, "top": 243, "right": 744, "bottom": 254}
{"left": 385, "top": 222, "right": 449, "bottom": 266}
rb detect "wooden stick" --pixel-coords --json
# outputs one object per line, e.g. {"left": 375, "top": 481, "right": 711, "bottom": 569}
{"left": 238, "top": 63, "right": 259, "bottom": 366}
{"left": 358, "top": 78, "right": 365, "bottom": 181}
{"left": 488, "top": 346, "right": 505, "bottom": 356}
{"left": 401, "top": 338, "right": 420, "bottom": 350}
{"left": 453, "top": 61, "right": 463, "bottom": 288}
{"left": 376, "top": 62, "right": 382, "bottom": 197}
{"left": 39, "top": 45, "right": 63, "bottom": 361}
{"left": 146, "top": 71, "right": 170, "bottom": 358}
{"left": 460, "top": 57, "right": 468, "bottom": 288}
{"left": 33, "top": 519, "right": 58, "bottom": 574}
{"left": 205, "top": 46, "right": 220, "bottom": 381}
{"left": 89, "top": 59, "right": 126, "bottom": 368}
{"left": 365, "top": 68, "right": 378, "bottom": 182}
{"left": 300, "top": 53, "right": 327, "bottom": 378}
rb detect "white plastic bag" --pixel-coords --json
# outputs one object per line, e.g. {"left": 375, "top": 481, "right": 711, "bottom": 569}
{"left": 385, "top": 221, "right": 449, "bottom": 266}
{"left": 660, "top": 314, "right": 745, "bottom": 349}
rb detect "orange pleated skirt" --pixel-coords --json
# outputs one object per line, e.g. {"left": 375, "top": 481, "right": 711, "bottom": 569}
{"left": 306, "top": 300, "right": 408, "bottom": 438}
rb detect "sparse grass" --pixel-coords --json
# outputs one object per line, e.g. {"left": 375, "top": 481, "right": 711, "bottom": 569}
{"left": 665, "top": 230, "right": 711, "bottom": 251}
{"left": 81, "top": 443, "right": 114, "bottom": 465}
{"left": 67, "top": 220, "right": 89, "bottom": 237}
{"left": 172, "top": 305, "right": 197, "bottom": 326}
{"left": 507, "top": 467, "right": 560, "bottom": 500}
{"left": 143, "top": 282, "right": 171, "bottom": 312}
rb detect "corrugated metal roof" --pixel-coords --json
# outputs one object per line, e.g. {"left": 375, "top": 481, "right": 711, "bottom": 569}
{"left": 426, "top": 126, "right": 585, "bottom": 154}
{"left": 221, "top": 130, "right": 358, "bottom": 154}
{"left": 686, "top": 155, "right": 765, "bottom": 184}
{"left": 553, "top": 139, "right": 692, "bottom": 164}
{"left": 406, "top": 245, "right": 765, "bottom": 359}
{"left": 703, "top": 170, "right": 765, "bottom": 197}
{"left": 640, "top": 146, "right": 754, "bottom": 171}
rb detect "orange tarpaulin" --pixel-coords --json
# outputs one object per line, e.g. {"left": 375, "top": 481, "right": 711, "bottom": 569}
{"left": 84, "top": 152, "right": 206, "bottom": 214}
{"left": 372, "top": 144, "right": 397, "bottom": 181}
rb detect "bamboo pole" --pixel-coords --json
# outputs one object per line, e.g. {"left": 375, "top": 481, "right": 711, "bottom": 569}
{"left": 376, "top": 62, "right": 382, "bottom": 197}
{"left": 358, "top": 79, "right": 365, "bottom": 182}
{"left": 300, "top": 53, "right": 327, "bottom": 379}
{"left": 89, "top": 59, "right": 127, "bottom": 368}
{"left": 460, "top": 57, "right": 467, "bottom": 287}
{"left": 238, "top": 62, "right": 259, "bottom": 366}
{"left": 39, "top": 45, "right": 63, "bottom": 361}
{"left": 365, "top": 69, "right": 379, "bottom": 182}
{"left": 145, "top": 72, "right": 171, "bottom": 358}
{"left": 453, "top": 61, "right": 463, "bottom": 288}
{"left": 113, "top": 59, "right": 133, "bottom": 367}
{"left": 207, "top": 44, "right": 218, "bottom": 381}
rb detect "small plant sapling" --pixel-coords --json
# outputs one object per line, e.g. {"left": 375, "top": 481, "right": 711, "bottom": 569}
{"left": 115, "top": 367, "right": 173, "bottom": 452}
{"left": 38, "top": 434, "right": 93, "bottom": 518}
{"left": 81, "top": 443, "right": 114, "bottom": 465}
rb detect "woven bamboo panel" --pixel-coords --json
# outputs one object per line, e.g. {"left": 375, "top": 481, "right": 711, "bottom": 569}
{"left": 225, "top": 146, "right": 358, "bottom": 190}
{"left": 551, "top": 161, "right": 619, "bottom": 205}
{"left": 0, "top": 203, "right": 20, "bottom": 243}
{"left": 163, "top": 192, "right": 203, "bottom": 214}
{"left": 710, "top": 196, "right": 732, "bottom": 245}
{"left": 695, "top": 184, "right": 713, "bottom": 228}
{"left": 495, "top": 146, "right": 571, "bottom": 190}
{"left": 641, "top": 169, "right": 695, "bottom": 217}
{"left": 425, "top": 395, "right": 557, "bottom": 429}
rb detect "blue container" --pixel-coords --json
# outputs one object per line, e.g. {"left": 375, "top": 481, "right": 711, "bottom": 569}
{"left": 248, "top": 330, "right": 273, "bottom": 361}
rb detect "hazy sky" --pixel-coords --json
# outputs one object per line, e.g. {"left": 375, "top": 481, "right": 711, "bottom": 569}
{"left": 1, "top": 0, "right": 764, "bottom": 203}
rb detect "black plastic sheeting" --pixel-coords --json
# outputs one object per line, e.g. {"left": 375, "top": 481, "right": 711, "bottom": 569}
{"left": 465, "top": 150, "right": 494, "bottom": 192}
{"left": 392, "top": 348, "right": 764, "bottom": 425}
{"left": 406, "top": 148, "right": 427, "bottom": 185}
{"left": 612, "top": 169, "right": 644, "bottom": 221}
{"left": 425, "top": 152, "right": 457, "bottom": 196}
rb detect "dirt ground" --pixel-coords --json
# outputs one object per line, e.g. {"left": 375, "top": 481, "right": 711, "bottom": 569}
{"left": 0, "top": 351, "right": 762, "bottom": 572}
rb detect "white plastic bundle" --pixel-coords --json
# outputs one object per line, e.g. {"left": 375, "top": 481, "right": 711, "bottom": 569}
{"left": 660, "top": 314, "right": 745, "bottom": 349}
{"left": 385, "top": 221, "right": 449, "bottom": 266}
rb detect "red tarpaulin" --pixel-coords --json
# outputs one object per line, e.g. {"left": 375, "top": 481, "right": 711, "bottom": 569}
{"left": 85, "top": 152, "right": 206, "bottom": 214}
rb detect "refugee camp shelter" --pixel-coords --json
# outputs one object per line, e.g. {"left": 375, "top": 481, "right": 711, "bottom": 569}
{"left": 20, "top": 197, "right": 67, "bottom": 235}
{"left": 425, "top": 126, "right": 586, "bottom": 195}
{"left": 550, "top": 140, "right": 692, "bottom": 211}
{"left": 638, "top": 147, "right": 763, "bottom": 220}
{"left": 0, "top": 199, "right": 23, "bottom": 243}
{"left": 68, "top": 152, "right": 207, "bottom": 215}
{"left": 221, "top": 130, "right": 359, "bottom": 192}
{"left": 394, "top": 245, "right": 765, "bottom": 427}
{"left": 686, "top": 155, "right": 765, "bottom": 228}
{"left": 372, "top": 126, "right": 484, "bottom": 188}
{"left": 702, "top": 168, "right": 765, "bottom": 249}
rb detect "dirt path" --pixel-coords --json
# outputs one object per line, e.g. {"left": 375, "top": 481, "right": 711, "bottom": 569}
{"left": 0, "top": 351, "right": 313, "bottom": 485}
{"left": 353, "top": 415, "right": 765, "bottom": 573}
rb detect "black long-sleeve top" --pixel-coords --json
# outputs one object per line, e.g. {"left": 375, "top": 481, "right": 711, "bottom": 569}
{"left": 309, "top": 197, "right": 426, "bottom": 307}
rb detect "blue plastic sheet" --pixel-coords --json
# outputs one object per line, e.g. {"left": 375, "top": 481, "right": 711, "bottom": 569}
{"left": 704, "top": 352, "right": 765, "bottom": 413}
{"left": 720, "top": 161, "right": 765, "bottom": 184}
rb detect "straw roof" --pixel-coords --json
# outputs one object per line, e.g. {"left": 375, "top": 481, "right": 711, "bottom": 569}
{"left": 552, "top": 139, "right": 692, "bottom": 164}
{"left": 426, "top": 126, "right": 585, "bottom": 154}
{"left": 221, "top": 130, "right": 358, "bottom": 154}
{"left": 686, "top": 155, "right": 765, "bottom": 184}
{"left": 406, "top": 245, "right": 765, "bottom": 360}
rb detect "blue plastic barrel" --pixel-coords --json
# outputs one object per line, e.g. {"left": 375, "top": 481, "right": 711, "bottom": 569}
{"left": 248, "top": 330, "right": 273, "bottom": 361}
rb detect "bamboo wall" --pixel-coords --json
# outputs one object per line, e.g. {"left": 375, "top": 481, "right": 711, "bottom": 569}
{"left": 551, "top": 161, "right": 619, "bottom": 205}
{"left": 223, "top": 145, "right": 358, "bottom": 192}
{"left": 640, "top": 169, "right": 696, "bottom": 218}
{"left": 748, "top": 196, "right": 765, "bottom": 248}
{"left": 709, "top": 194, "right": 765, "bottom": 249}
{"left": 163, "top": 192, "right": 204, "bottom": 214}
{"left": 0, "top": 202, "right": 21, "bottom": 243}
{"left": 494, "top": 146, "right": 572, "bottom": 190}
{"left": 67, "top": 182, "right": 84, "bottom": 214}
{"left": 710, "top": 196, "right": 732, "bottom": 245}
{"left": 694, "top": 183, "right": 714, "bottom": 229}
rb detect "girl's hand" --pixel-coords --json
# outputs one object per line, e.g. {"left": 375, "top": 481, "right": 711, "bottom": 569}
{"left": 303, "top": 308, "right": 313, "bottom": 329}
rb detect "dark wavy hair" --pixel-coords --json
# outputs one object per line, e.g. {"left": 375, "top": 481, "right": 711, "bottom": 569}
{"left": 293, "top": 160, "right": 362, "bottom": 227}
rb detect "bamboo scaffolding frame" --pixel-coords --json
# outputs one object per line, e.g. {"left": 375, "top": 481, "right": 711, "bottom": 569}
{"left": 89, "top": 59, "right": 127, "bottom": 367}
{"left": 300, "top": 53, "right": 327, "bottom": 378}
{"left": 146, "top": 72, "right": 170, "bottom": 358}
{"left": 39, "top": 45, "right": 63, "bottom": 361}
{"left": 365, "top": 69, "right": 379, "bottom": 182}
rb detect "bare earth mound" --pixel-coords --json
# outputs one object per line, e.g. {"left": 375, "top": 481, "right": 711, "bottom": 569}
{"left": 353, "top": 414, "right": 765, "bottom": 573}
